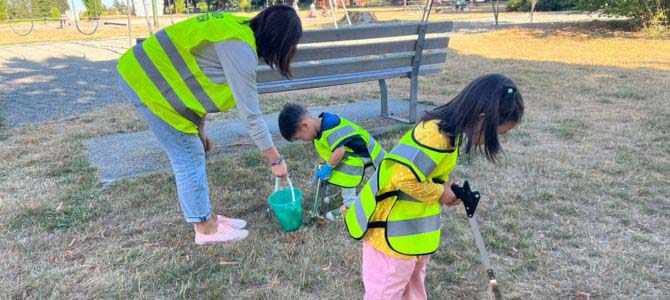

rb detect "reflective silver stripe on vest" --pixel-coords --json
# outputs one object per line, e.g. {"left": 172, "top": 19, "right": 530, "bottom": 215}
{"left": 391, "top": 144, "right": 437, "bottom": 178}
{"left": 387, "top": 214, "right": 440, "bottom": 237}
{"left": 369, "top": 169, "right": 379, "bottom": 196}
{"left": 367, "top": 137, "right": 385, "bottom": 169}
{"left": 133, "top": 44, "right": 202, "bottom": 125}
{"left": 353, "top": 196, "right": 368, "bottom": 233}
{"left": 397, "top": 191, "right": 422, "bottom": 203}
{"left": 326, "top": 125, "right": 357, "bottom": 146}
{"left": 335, "top": 163, "right": 364, "bottom": 177}
{"left": 155, "top": 30, "right": 220, "bottom": 113}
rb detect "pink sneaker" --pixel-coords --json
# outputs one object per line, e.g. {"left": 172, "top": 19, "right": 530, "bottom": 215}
{"left": 195, "top": 223, "right": 249, "bottom": 245}
{"left": 216, "top": 215, "right": 247, "bottom": 229}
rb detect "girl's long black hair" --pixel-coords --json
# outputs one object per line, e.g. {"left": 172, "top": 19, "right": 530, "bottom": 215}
{"left": 422, "top": 74, "right": 524, "bottom": 163}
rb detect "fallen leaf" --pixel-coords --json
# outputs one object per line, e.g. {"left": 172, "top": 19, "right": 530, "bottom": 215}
{"left": 576, "top": 291, "right": 591, "bottom": 299}
{"left": 562, "top": 218, "right": 571, "bottom": 226}
{"left": 322, "top": 262, "right": 332, "bottom": 271}
{"left": 269, "top": 277, "right": 280, "bottom": 287}
{"left": 610, "top": 239, "right": 620, "bottom": 245}
{"left": 286, "top": 232, "right": 303, "bottom": 242}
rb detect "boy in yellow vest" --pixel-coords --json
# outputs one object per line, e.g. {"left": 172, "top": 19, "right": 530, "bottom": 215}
{"left": 278, "top": 104, "right": 386, "bottom": 220}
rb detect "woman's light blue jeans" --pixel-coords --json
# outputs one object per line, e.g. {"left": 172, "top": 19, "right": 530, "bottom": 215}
{"left": 118, "top": 75, "right": 212, "bottom": 223}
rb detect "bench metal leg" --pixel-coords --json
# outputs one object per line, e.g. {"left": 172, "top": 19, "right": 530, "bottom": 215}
{"left": 380, "top": 79, "right": 414, "bottom": 124}
{"left": 379, "top": 79, "right": 388, "bottom": 117}
{"left": 409, "top": 75, "right": 419, "bottom": 123}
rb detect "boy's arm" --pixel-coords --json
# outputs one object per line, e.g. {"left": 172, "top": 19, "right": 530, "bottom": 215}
{"left": 327, "top": 146, "right": 346, "bottom": 167}
{"left": 312, "top": 147, "right": 345, "bottom": 185}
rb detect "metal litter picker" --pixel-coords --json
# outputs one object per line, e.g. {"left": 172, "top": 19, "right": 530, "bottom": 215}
{"left": 451, "top": 181, "right": 503, "bottom": 300}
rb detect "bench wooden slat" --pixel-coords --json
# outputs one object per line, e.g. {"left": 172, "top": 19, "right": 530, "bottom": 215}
{"left": 290, "top": 37, "right": 449, "bottom": 63}
{"left": 258, "top": 66, "right": 443, "bottom": 94}
{"left": 257, "top": 51, "right": 447, "bottom": 83}
{"left": 300, "top": 21, "right": 453, "bottom": 43}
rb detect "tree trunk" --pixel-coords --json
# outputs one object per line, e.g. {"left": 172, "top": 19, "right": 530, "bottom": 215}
{"left": 491, "top": 0, "right": 499, "bottom": 26}
{"left": 530, "top": 0, "right": 537, "bottom": 23}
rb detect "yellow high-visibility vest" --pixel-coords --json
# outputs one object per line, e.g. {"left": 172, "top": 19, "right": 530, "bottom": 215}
{"left": 345, "top": 124, "right": 459, "bottom": 255}
{"left": 314, "top": 118, "right": 386, "bottom": 188}
{"left": 117, "top": 12, "right": 256, "bottom": 133}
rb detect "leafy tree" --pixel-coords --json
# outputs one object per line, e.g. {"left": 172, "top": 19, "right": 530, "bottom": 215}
{"left": 240, "top": 0, "right": 250, "bottom": 11}
{"left": 112, "top": 0, "right": 127, "bottom": 14}
{"left": 0, "top": 0, "right": 8, "bottom": 21}
{"left": 49, "top": 5, "right": 59, "bottom": 17}
{"left": 575, "top": 0, "right": 669, "bottom": 27}
{"left": 82, "top": 0, "right": 104, "bottom": 17}
{"left": 175, "top": 0, "right": 185, "bottom": 13}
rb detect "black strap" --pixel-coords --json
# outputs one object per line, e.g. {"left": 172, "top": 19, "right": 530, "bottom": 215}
{"left": 368, "top": 221, "right": 387, "bottom": 228}
{"left": 375, "top": 191, "right": 398, "bottom": 203}
{"left": 374, "top": 178, "right": 444, "bottom": 203}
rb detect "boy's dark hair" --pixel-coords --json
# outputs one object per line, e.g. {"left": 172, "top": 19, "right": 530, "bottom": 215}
{"left": 248, "top": 5, "right": 302, "bottom": 79}
{"left": 422, "top": 73, "right": 524, "bottom": 163}
{"left": 278, "top": 104, "right": 309, "bottom": 141}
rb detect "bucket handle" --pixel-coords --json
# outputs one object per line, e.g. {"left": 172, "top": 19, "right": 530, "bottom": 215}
{"left": 274, "top": 177, "right": 297, "bottom": 205}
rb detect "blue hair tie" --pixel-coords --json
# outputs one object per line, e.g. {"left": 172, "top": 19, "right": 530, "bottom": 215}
{"left": 507, "top": 88, "right": 514, "bottom": 94}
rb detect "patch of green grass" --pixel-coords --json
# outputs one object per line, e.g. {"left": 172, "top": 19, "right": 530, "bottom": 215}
{"left": 12, "top": 204, "right": 97, "bottom": 231}
{"left": 597, "top": 98, "right": 614, "bottom": 104}
{"left": 549, "top": 118, "right": 588, "bottom": 140}
{"left": 545, "top": 226, "right": 572, "bottom": 240}
{"left": 0, "top": 105, "right": 7, "bottom": 141}
{"left": 613, "top": 90, "right": 645, "bottom": 100}
{"left": 10, "top": 149, "right": 104, "bottom": 231}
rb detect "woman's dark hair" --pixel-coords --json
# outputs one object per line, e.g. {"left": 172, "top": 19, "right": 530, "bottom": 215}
{"left": 249, "top": 5, "right": 302, "bottom": 79}
{"left": 422, "top": 74, "right": 524, "bottom": 163}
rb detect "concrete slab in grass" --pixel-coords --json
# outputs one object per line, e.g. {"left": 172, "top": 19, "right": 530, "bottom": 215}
{"left": 85, "top": 99, "right": 434, "bottom": 183}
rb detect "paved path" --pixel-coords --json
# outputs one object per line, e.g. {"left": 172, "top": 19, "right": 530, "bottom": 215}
{"left": 85, "top": 99, "right": 433, "bottom": 183}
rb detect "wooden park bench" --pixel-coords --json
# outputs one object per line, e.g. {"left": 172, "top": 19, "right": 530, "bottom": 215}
{"left": 138, "top": 20, "right": 453, "bottom": 123}
{"left": 257, "top": 20, "right": 453, "bottom": 123}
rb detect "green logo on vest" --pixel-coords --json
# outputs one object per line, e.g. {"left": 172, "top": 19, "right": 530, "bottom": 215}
{"left": 196, "top": 14, "right": 209, "bottom": 22}
{"left": 197, "top": 12, "right": 225, "bottom": 23}
{"left": 210, "top": 12, "right": 224, "bottom": 19}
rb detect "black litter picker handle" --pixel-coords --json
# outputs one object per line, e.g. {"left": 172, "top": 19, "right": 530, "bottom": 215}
{"left": 450, "top": 180, "right": 481, "bottom": 218}
{"left": 451, "top": 181, "right": 502, "bottom": 300}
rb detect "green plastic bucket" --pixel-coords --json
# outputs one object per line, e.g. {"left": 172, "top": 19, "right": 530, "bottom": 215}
{"left": 268, "top": 177, "right": 303, "bottom": 232}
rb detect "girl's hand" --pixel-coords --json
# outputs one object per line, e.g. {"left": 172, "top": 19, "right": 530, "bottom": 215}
{"left": 440, "top": 180, "right": 461, "bottom": 206}
{"left": 272, "top": 160, "right": 289, "bottom": 179}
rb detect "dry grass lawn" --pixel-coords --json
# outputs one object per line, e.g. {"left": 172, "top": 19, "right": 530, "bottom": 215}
{"left": 1, "top": 22, "right": 669, "bottom": 299}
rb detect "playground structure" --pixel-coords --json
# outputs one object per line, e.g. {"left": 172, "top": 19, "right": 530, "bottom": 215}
{"left": 3, "top": 0, "right": 451, "bottom": 40}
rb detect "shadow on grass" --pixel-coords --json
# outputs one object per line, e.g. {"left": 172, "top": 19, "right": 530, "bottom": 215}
{"left": 0, "top": 55, "right": 124, "bottom": 127}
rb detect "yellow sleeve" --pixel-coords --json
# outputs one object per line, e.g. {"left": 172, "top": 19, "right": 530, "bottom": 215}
{"left": 391, "top": 164, "right": 444, "bottom": 205}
